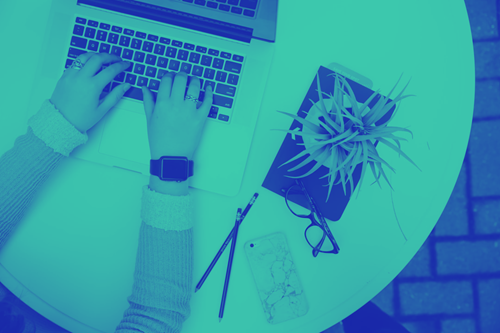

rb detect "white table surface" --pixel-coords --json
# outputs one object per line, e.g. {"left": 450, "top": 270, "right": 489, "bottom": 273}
{"left": 0, "top": 1, "right": 474, "bottom": 332}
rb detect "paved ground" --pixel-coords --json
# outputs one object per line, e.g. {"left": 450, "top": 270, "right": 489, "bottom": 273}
{"left": 1, "top": 1, "right": 499, "bottom": 333}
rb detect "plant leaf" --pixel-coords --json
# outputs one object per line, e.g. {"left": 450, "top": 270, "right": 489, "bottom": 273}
{"left": 310, "top": 97, "right": 341, "bottom": 133}
{"left": 270, "top": 128, "right": 331, "bottom": 140}
{"left": 337, "top": 74, "right": 361, "bottom": 118}
{"left": 275, "top": 110, "right": 329, "bottom": 134}
{"left": 354, "top": 140, "right": 370, "bottom": 200}
{"left": 357, "top": 88, "right": 382, "bottom": 118}
{"left": 284, "top": 145, "right": 330, "bottom": 178}
{"left": 302, "top": 127, "right": 358, "bottom": 148}
{"left": 277, "top": 140, "right": 326, "bottom": 169}
{"left": 375, "top": 137, "right": 422, "bottom": 172}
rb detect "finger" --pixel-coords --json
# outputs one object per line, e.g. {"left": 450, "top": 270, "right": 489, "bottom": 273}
{"left": 95, "top": 60, "right": 131, "bottom": 90}
{"left": 156, "top": 71, "right": 174, "bottom": 105}
{"left": 141, "top": 85, "right": 154, "bottom": 122}
{"left": 199, "top": 84, "right": 214, "bottom": 118}
{"left": 64, "top": 52, "right": 98, "bottom": 76}
{"left": 96, "top": 82, "right": 132, "bottom": 115}
{"left": 171, "top": 71, "right": 188, "bottom": 104}
{"left": 80, "top": 52, "right": 122, "bottom": 78}
{"left": 186, "top": 76, "right": 201, "bottom": 108}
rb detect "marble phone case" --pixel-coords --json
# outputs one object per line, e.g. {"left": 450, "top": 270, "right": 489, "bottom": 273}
{"left": 244, "top": 232, "right": 309, "bottom": 324}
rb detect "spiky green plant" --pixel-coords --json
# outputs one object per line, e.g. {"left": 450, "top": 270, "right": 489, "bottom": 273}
{"left": 271, "top": 72, "right": 421, "bottom": 202}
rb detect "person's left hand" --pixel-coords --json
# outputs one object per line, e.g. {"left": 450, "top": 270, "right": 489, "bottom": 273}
{"left": 50, "top": 52, "right": 132, "bottom": 133}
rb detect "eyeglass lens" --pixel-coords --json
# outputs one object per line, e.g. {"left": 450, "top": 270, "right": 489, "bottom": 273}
{"left": 286, "top": 185, "right": 334, "bottom": 253}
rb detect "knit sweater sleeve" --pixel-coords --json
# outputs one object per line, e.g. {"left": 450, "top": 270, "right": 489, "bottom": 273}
{"left": 0, "top": 100, "right": 193, "bottom": 333}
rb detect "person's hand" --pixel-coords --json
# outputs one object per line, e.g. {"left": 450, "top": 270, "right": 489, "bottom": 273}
{"left": 142, "top": 71, "right": 213, "bottom": 160}
{"left": 50, "top": 52, "right": 132, "bottom": 133}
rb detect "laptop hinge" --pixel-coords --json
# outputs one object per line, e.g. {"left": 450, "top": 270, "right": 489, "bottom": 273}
{"left": 77, "top": 0, "right": 253, "bottom": 43}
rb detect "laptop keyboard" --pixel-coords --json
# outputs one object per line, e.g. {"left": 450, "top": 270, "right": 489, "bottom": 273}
{"left": 66, "top": 16, "right": 247, "bottom": 124}
{"left": 182, "top": 0, "right": 259, "bottom": 18}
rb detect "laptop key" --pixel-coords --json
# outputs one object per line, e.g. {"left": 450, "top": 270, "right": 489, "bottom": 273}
{"left": 142, "top": 41, "right": 154, "bottom": 52}
{"left": 99, "top": 43, "right": 111, "bottom": 53}
{"left": 71, "top": 36, "right": 87, "bottom": 49}
{"left": 96, "top": 30, "right": 107, "bottom": 41}
{"left": 73, "top": 25, "right": 85, "bottom": 36}
{"left": 149, "top": 79, "right": 161, "bottom": 91}
{"left": 122, "top": 49, "right": 133, "bottom": 60}
{"left": 108, "top": 33, "right": 119, "bottom": 44}
{"left": 239, "top": 0, "right": 257, "bottom": 10}
{"left": 157, "top": 57, "right": 169, "bottom": 68}
{"left": 213, "top": 94, "right": 233, "bottom": 108}
{"left": 123, "top": 86, "right": 143, "bottom": 101}
{"left": 134, "top": 51, "right": 145, "bottom": 63}
{"left": 119, "top": 35, "right": 131, "bottom": 47}
{"left": 99, "top": 23, "right": 110, "bottom": 30}
{"left": 68, "top": 47, "right": 87, "bottom": 59}
{"left": 224, "top": 60, "right": 242, "bottom": 74}
{"left": 111, "top": 46, "right": 122, "bottom": 57}
{"left": 213, "top": 58, "right": 224, "bottom": 69}
{"left": 180, "top": 63, "right": 192, "bottom": 74}
{"left": 231, "top": 7, "right": 243, "bottom": 15}
{"left": 215, "top": 83, "right": 236, "bottom": 97}
{"left": 84, "top": 27, "right": 96, "bottom": 39}
{"left": 178, "top": 50, "right": 189, "bottom": 61}
{"left": 125, "top": 73, "right": 137, "bottom": 85}
{"left": 188, "top": 52, "right": 201, "bottom": 64}
{"left": 154, "top": 44, "right": 166, "bottom": 56}
{"left": 145, "top": 54, "right": 157, "bottom": 65}
{"left": 88, "top": 40, "right": 99, "bottom": 52}
{"left": 131, "top": 39, "right": 142, "bottom": 50}
{"left": 88, "top": 20, "right": 98, "bottom": 27}
{"left": 227, "top": 74, "right": 239, "bottom": 85}
{"left": 243, "top": 9, "right": 255, "bottom": 17}
{"left": 168, "top": 60, "right": 180, "bottom": 71}
{"left": 148, "top": 34, "right": 159, "bottom": 42}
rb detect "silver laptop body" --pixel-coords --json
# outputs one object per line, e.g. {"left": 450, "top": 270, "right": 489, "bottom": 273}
{"left": 26, "top": 0, "right": 277, "bottom": 197}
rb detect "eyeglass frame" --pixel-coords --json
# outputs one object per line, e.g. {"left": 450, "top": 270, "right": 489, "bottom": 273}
{"left": 282, "top": 178, "right": 340, "bottom": 257}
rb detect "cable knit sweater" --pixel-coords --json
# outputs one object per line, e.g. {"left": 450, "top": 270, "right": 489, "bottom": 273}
{"left": 0, "top": 99, "right": 193, "bottom": 333}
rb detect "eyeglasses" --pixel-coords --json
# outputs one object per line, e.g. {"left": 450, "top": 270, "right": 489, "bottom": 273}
{"left": 282, "top": 178, "right": 340, "bottom": 257}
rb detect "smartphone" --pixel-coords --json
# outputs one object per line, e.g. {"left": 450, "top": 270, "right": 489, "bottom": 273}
{"left": 244, "top": 232, "right": 309, "bottom": 324}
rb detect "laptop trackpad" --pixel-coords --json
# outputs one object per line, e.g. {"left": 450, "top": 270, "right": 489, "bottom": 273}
{"left": 98, "top": 109, "right": 150, "bottom": 164}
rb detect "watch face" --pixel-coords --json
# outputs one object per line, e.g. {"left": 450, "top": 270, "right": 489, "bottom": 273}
{"left": 160, "top": 157, "right": 188, "bottom": 180}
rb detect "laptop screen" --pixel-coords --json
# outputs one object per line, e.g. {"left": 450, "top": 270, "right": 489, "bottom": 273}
{"left": 77, "top": 0, "right": 254, "bottom": 43}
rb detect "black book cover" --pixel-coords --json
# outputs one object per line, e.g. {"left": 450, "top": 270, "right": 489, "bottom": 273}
{"left": 261, "top": 65, "right": 397, "bottom": 222}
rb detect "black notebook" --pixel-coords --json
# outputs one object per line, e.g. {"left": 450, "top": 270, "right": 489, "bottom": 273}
{"left": 262, "top": 64, "right": 396, "bottom": 222}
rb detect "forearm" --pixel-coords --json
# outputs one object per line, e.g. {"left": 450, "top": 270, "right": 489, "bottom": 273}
{"left": 0, "top": 128, "right": 65, "bottom": 249}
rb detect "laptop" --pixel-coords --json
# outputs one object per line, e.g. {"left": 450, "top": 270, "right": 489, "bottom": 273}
{"left": 26, "top": 0, "right": 277, "bottom": 197}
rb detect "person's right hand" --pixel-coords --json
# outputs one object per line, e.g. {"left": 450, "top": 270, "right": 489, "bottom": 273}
{"left": 141, "top": 71, "right": 213, "bottom": 161}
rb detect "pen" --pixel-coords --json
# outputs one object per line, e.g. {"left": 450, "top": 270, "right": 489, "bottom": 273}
{"left": 195, "top": 192, "right": 259, "bottom": 293}
{"left": 219, "top": 208, "right": 241, "bottom": 322}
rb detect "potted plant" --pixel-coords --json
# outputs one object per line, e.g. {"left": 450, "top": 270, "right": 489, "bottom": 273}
{"left": 271, "top": 72, "right": 421, "bottom": 203}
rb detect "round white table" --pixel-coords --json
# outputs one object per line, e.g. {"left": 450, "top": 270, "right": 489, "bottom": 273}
{"left": 0, "top": 1, "right": 474, "bottom": 332}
